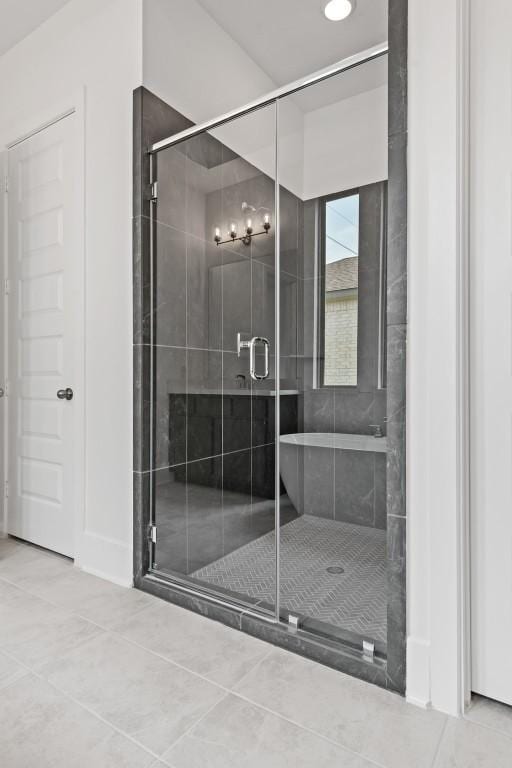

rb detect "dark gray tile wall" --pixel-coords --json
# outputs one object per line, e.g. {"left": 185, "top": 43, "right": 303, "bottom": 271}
{"left": 133, "top": 88, "right": 193, "bottom": 584}
{"left": 386, "top": 0, "right": 408, "bottom": 694}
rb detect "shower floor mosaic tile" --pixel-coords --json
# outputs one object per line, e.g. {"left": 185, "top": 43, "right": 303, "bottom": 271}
{"left": 192, "top": 515, "right": 387, "bottom": 643}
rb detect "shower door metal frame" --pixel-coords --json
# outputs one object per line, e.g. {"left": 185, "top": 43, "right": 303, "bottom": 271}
{"left": 150, "top": 43, "right": 388, "bottom": 155}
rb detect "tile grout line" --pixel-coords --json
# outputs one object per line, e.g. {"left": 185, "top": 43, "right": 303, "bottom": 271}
{"left": 226, "top": 644, "right": 275, "bottom": 690}
{"left": 104, "top": 619, "right": 445, "bottom": 768}
{"left": 1, "top": 622, "right": 433, "bottom": 768}
{"left": 1, "top": 543, "right": 464, "bottom": 768}
{"left": 0, "top": 650, "right": 30, "bottom": 692}
{"left": 103, "top": 627, "right": 245, "bottom": 696}
{"left": 0, "top": 573, "right": 241, "bottom": 697}
{"left": 0, "top": 570, "right": 156, "bottom": 632}
{"left": 429, "top": 716, "right": 449, "bottom": 768}
{"left": 142, "top": 440, "right": 278, "bottom": 475}
{"left": 0, "top": 567, "right": 166, "bottom": 665}
{"left": 0, "top": 648, "right": 161, "bottom": 763}
{"left": 462, "top": 712, "right": 512, "bottom": 744}
{"left": 111, "top": 619, "right": 391, "bottom": 768}
{"left": 137, "top": 213, "right": 299, "bottom": 282}
{"left": 102, "top": 623, "right": 392, "bottom": 768}
{"left": 1, "top": 562, "right": 261, "bottom": 697}
{"left": 1, "top": 581, "right": 389, "bottom": 768}
{"left": 154, "top": 691, "right": 231, "bottom": 765}
{"left": 225, "top": 688, "right": 391, "bottom": 768}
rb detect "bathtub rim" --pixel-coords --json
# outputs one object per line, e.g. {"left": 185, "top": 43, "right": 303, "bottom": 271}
{"left": 279, "top": 432, "right": 388, "bottom": 453}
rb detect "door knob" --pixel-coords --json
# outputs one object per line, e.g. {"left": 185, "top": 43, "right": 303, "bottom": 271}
{"left": 57, "top": 388, "right": 73, "bottom": 401}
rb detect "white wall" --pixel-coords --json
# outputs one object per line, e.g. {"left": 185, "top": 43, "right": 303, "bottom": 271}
{"left": 143, "top": 0, "right": 386, "bottom": 202}
{"left": 407, "top": 0, "right": 466, "bottom": 714}
{"left": 303, "top": 85, "right": 387, "bottom": 200}
{"left": 0, "top": 0, "right": 143, "bottom": 585}
{"left": 0, "top": 151, "right": 5, "bottom": 535}
{"left": 143, "top": 0, "right": 274, "bottom": 126}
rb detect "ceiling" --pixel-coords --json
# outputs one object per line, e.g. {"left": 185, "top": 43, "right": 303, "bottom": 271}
{"left": 0, "top": 0, "right": 387, "bottom": 109}
{"left": 0, "top": 0, "right": 71, "bottom": 57}
{"left": 196, "top": 0, "right": 388, "bottom": 86}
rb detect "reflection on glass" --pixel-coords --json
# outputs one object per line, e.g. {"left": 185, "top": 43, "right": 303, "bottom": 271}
{"left": 151, "top": 103, "right": 281, "bottom": 614}
{"left": 277, "top": 59, "right": 389, "bottom": 654}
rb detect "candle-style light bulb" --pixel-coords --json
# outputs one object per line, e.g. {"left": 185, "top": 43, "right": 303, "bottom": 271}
{"left": 214, "top": 226, "right": 221, "bottom": 244}
{"left": 263, "top": 213, "right": 271, "bottom": 232}
{"left": 246, "top": 218, "right": 253, "bottom": 235}
{"left": 230, "top": 223, "right": 237, "bottom": 239}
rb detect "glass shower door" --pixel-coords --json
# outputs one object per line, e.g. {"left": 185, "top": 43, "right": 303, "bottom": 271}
{"left": 276, "top": 60, "right": 389, "bottom": 654}
{"left": 146, "top": 54, "right": 389, "bottom": 657}
{"left": 150, "top": 103, "right": 280, "bottom": 618}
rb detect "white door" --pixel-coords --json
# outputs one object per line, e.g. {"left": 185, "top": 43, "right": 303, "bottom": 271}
{"left": 7, "top": 114, "right": 82, "bottom": 558}
{"left": 470, "top": 0, "right": 512, "bottom": 705}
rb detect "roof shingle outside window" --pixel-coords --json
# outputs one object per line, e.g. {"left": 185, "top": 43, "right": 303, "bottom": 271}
{"left": 325, "top": 256, "right": 358, "bottom": 292}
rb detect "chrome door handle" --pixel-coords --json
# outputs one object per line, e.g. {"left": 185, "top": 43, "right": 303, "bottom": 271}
{"left": 57, "top": 388, "right": 74, "bottom": 401}
{"left": 0, "top": 387, "right": 4, "bottom": 398}
{"left": 250, "top": 336, "right": 269, "bottom": 380}
{"left": 237, "top": 334, "right": 269, "bottom": 381}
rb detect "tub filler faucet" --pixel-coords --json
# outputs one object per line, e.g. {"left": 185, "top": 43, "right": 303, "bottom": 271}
{"left": 369, "top": 424, "right": 384, "bottom": 438}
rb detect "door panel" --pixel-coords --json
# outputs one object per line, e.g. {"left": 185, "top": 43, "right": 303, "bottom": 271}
{"left": 7, "top": 115, "right": 80, "bottom": 557}
{"left": 151, "top": 104, "right": 279, "bottom": 615}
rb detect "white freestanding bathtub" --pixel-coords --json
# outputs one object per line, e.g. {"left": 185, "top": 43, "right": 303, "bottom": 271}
{"left": 280, "top": 432, "right": 387, "bottom": 520}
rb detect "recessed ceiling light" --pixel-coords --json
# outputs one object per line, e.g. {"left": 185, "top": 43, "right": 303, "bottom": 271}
{"left": 324, "top": 0, "right": 354, "bottom": 21}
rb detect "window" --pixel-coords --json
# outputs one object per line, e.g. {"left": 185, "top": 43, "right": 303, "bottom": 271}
{"left": 321, "top": 191, "right": 359, "bottom": 386}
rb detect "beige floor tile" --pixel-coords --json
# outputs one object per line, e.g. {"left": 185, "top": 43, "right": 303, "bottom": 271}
{"left": 0, "top": 578, "right": 27, "bottom": 604}
{"left": 164, "top": 693, "right": 378, "bottom": 768}
{"left": 43, "top": 631, "right": 225, "bottom": 756}
{"left": 235, "top": 647, "right": 446, "bottom": 768}
{"left": 0, "top": 539, "right": 154, "bottom": 630}
{"left": 0, "top": 674, "right": 155, "bottom": 768}
{"left": 9, "top": 548, "right": 73, "bottom": 592}
{"left": 31, "top": 567, "right": 156, "bottom": 628}
{"left": 0, "top": 539, "right": 52, "bottom": 580}
{"left": 115, "top": 600, "right": 270, "bottom": 687}
{"left": 7, "top": 540, "right": 512, "bottom": 768}
{"left": 0, "top": 537, "right": 21, "bottom": 556}
{"left": 0, "top": 651, "right": 28, "bottom": 690}
{"left": 434, "top": 716, "right": 512, "bottom": 767}
{"left": 466, "top": 695, "right": 512, "bottom": 740}
{"left": 0, "top": 590, "right": 103, "bottom": 671}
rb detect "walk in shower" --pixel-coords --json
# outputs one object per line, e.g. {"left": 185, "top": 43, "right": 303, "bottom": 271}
{"left": 134, "top": 35, "right": 407, "bottom": 691}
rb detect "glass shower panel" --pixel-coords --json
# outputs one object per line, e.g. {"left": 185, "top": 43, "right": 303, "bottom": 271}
{"left": 277, "top": 59, "right": 389, "bottom": 652}
{"left": 150, "top": 103, "right": 279, "bottom": 615}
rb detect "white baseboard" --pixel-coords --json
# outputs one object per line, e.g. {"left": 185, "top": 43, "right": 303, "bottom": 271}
{"left": 406, "top": 636, "right": 432, "bottom": 708}
{"left": 77, "top": 530, "right": 133, "bottom": 587}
